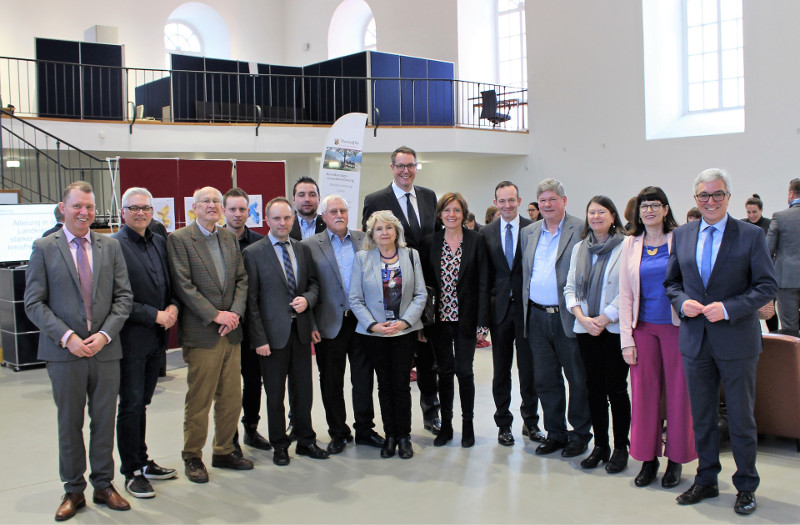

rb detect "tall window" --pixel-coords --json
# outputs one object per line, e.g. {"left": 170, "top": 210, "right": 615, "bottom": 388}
{"left": 497, "top": 0, "right": 527, "bottom": 89}
{"left": 164, "top": 21, "right": 203, "bottom": 67}
{"left": 364, "top": 16, "right": 377, "bottom": 51}
{"left": 685, "top": 0, "right": 744, "bottom": 112}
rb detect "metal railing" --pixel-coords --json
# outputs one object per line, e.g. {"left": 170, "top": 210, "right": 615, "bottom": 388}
{"left": 1, "top": 107, "right": 112, "bottom": 216}
{"left": 1, "top": 56, "right": 527, "bottom": 131}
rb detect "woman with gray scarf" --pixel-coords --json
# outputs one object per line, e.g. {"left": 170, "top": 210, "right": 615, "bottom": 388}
{"left": 564, "top": 196, "right": 630, "bottom": 474}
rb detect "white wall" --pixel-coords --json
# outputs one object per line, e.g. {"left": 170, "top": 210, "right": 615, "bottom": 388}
{"left": 527, "top": 0, "right": 800, "bottom": 220}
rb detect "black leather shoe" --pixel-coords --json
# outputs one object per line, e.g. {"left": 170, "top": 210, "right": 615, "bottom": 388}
{"left": 273, "top": 448, "right": 290, "bottom": 466}
{"left": 381, "top": 436, "right": 397, "bottom": 458}
{"left": 423, "top": 417, "right": 442, "bottom": 436}
{"left": 522, "top": 423, "right": 547, "bottom": 443}
{"left": 635, "top": 459, "right": 659, "bottom": 487}
{"left": 211, "top": 452, "right": 254, "bottom": 470}
{"left": 461, "top": 420, "right": 475, "bottom": 448}
{"left": 243, "top": 426, "right": 273, "bottom": 451}
{"left": 356, "top": 431, "right": 385, "bottom": 448}
{"left": 327, "top": 437, "right": 346, "bottom": 455}
{"left": 604, "top": 448, "right": 628, "bottom": 474}
{"left": 676, "top": 483, "right": 719, "bottom": 505}
{"left": 734, "top": 491, "right": 757, "bottom": 515}
{"left": 342, "top": 434, "right": 354, "bottom": 444}
{"left": 535, "top": 438, "right": 567, "bottom": 455}
{"left": 498, "top": 426, "right": 515, "bottom": 447}
{"left": 580, "top": 446, "right": 610, "bottom": 469}
{"left": 184, "top": 457, "right": 209, "bottom": 483}
{"left": 662, "top": 460, "right": 682, "bottom": 489}
{"left": 561, "top": 440, "right": 588, "bottom": 458}
{"left": 296, "top": 443, "right": 329, "bottom": 459}
{"left": 433, "top": 420, "right": 453, "bottom": 447}
{"left": 398, "top": 437, "right": 414, "bottom": 459}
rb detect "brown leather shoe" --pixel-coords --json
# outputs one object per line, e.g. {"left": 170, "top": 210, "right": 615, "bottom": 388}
{"left": 55, "top": 493, "right": 86, "bottom": 521}
{"left": 211, "top": 452, "right": 254, "bottom": 470}
{"left": 92, "top": 485, "right": 131, "bottom": 511}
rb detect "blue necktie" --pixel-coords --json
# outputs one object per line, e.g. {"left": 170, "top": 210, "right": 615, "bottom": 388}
{"left": 701, "top": 226, "right": 715, "bottom": 287}
{"left": 504, "top": 223, "right": 514, "bottom": 269}
{"left": 279, "top": 241, "right": 297, "bottom": 296}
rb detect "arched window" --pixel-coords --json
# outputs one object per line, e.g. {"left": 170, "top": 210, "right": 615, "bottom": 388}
{"left": 164, "top": 21, "right": 203, "bottom": 56}
{"left": 329, "top": 0, "right": 376, "bottom": 58}
{"left": 364, "top": 16, "right": 377, "bottom": 51}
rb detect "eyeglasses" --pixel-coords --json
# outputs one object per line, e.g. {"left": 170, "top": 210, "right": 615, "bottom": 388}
{"left": 695, "top": 191, "right": 729, "bottom": 203}
{"left": 125, "top": 205, "right": 153, "bottom": 213}
{"left": 393, "top": 163, "right": 417, "bottom": 171}
{"left": 639, "top": 203, "right": 663, "bottom": 212}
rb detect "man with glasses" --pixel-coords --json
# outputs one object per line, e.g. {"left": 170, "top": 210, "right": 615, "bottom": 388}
{"left": 112, "top": 187, "right": 179, "bottom": 498}
{"left": 362, "top": 146, "right": 441, "bottom": 434}
{"left": 168, "top": 187, "right": 253, "bottom": 483}
{"left": 665, "top": 169, "right": 777, "bottom": 515}
{"left": 766, "top": 178, "right": 800, "bottom": 335}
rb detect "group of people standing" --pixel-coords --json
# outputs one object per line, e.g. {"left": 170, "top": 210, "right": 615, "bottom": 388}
{"left": 24, "top": 145, "right": 791, "bottom": 521}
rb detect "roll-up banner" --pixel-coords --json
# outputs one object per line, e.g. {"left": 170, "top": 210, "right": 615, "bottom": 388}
{"left": 318, "top": 112, "right": 368, "bottom": 231}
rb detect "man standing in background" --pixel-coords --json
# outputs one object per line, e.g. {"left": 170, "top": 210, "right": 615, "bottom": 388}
{"left": 766, "top": 178, "right": 800, "bottom": 335}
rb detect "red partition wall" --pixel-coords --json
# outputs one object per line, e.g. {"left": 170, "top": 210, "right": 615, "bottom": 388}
{"left": 118, "top": 158, "right": 286, "bottom": 233}
{"left": 237, "top": 160, "right": 286, "bottom": 235}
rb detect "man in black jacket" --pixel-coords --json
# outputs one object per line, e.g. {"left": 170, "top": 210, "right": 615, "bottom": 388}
{"left": 112, "top": 187, "right": 179, "bottom": 498}
{"left": 361, "top": 145, "right": 441, "bottom": 434}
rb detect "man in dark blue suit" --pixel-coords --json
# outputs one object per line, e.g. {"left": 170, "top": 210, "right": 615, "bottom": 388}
{"left": 112, "top": 187, "right": 179, "bottom": 499}
{"left": 665, "top": 168, "right": 777, "bottom": 516}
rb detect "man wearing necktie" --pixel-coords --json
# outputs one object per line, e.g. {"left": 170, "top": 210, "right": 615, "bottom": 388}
{"left": 665, "top": 168, "right": 777, "bottom": 516}
{"left": 25, "top": 181, "right": 134, "bottom": 521}
{"left": 362, "top": 146, "right": 442, "bottom": 434}
{"left": 243, "top": 197, "right": 327, "bottom": 466}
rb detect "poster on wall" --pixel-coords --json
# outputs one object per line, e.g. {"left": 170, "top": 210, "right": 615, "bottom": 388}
{"left": 318, "top": 112, "right": 367, "bottom": 231}
{"left": 184, "top": 196, "right": 225, "bottom": 227}
{"left": 245, "top": 194, "right": 263, "bottom": 228}
{"left": 151, "top": 197, "right": 176, "bottom": 232}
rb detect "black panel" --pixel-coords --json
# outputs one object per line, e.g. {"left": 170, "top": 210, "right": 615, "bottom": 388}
{"left": 268, "top": 65, "right": 303, "bottom": 122}
{"left": 80, "top": 42, "right": 124, "bottom": 120}
{"left": 171, "top": 54, "right": 205, "bottom": 121}
{"left": 134, "top": 76, "right": 170, "bottom": 119}
{"left": 339, "top": 52, "right": 368, "bottom": 117}
{"left": 36, "top": 38, "right": 80, "bottom": 118}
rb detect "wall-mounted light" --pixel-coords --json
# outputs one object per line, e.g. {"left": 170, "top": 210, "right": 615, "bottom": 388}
{"left": 5, "top": 160, "right": 20, "bottom": 168}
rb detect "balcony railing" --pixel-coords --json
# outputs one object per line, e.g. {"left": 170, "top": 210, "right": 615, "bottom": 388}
{"left": 0, "top": 56, "right": 527, "bottom": 132}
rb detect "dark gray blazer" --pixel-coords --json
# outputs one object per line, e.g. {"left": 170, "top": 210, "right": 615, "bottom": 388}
{"left": 289, "top": 213, "right": 326, "bottom": 241}
{"left": 665, "top": 215, "right": 778, "bottom": 359}
{"left": 348, "top": 246, "right": 427, "bottom": 336}
{"left": 167, "top": 222, "right": 248, "bottom": 349}
{"left": 520, "top": 213, "right": 583, "bottom": 337}
{"left": 766, "top": 205, "right": 800, "bottom": 288}
{"left": 24, "top": 228, "right": 133, "bottom": 361}
{"left": 481, "top": 216, "right": 533, "bottom": 324}
{"left": 243, "top": 236, "right": 319, "bottom": 349}
{"left": 303, "top": 229, "right": 365, "bottom": 339}
{"left": 361, "top": 184, "right": 438, "bottom": 250}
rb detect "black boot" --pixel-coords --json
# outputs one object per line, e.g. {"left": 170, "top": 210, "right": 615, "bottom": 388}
{"left": 662, "top": 460, "right": 682, "bottom": 488}
{"left": 461, "top": 420, "right": 475, "bottom": 448}
{"left": 433, "top": 419, "right": 454, "bottom": 447}
{"left": 243, "top": 423, "right": 273, "bottom": 450}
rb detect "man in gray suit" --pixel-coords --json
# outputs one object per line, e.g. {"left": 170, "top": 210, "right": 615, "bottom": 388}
{"left": 167, "top": 186, "right": 252, "bottom": 484}
{"left": 244, "top": 197, "right": 327, "bottom": 466}
{"left": 303, "top": 195, "right": 384, "bottom": 454}
{"left": 520, "top": 178, "right": 591, "bottom": 458}
{"left": 766, "top": 178, "right": 800, "bottom": 334}
{"left": 25, "top": 181, "right": 134, "bottom": 521}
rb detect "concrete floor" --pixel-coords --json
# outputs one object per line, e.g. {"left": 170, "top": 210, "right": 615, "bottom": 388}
{"left": 1, "top": 346, "right": 798, "bottom": 524}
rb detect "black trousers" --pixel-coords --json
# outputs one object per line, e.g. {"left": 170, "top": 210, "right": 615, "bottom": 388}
{"left": 117, "top": 346, "right": 162, "bottom": 476}
{"left": 490, "top": 298, "right": 539, "bottom": 429}
{"left": 259, "top": 321, "right": 316, "bottom": 450}
{"left": 415, "top": 338, "right": 440, "bottom": 419}
{"left": 576, "top": 331, "right": 631, "bottom": 450}
{"left": 240, "top": 327, "right": 263, "bottom": 427}
{"left": 315, "top": 314, "right": 376, "bottom": 438}
{"left": 430, "top": 321, "right": 476, "bottom": 421}
{"left": 363, "top": 332, "right": 415, "bottom": 438}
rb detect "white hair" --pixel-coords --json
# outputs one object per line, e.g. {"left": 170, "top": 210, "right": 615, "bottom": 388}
{"left": 694, "top": 168, "right": 732, "bottom": 194}
{"left": 193, "top": 186, "right": 223, "bottom": 204}
{"left": 121, "top": 187, "right": 154, "bottom": 208}
{"left": 319, "top": 194, "right": 349, "bottom": 215}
